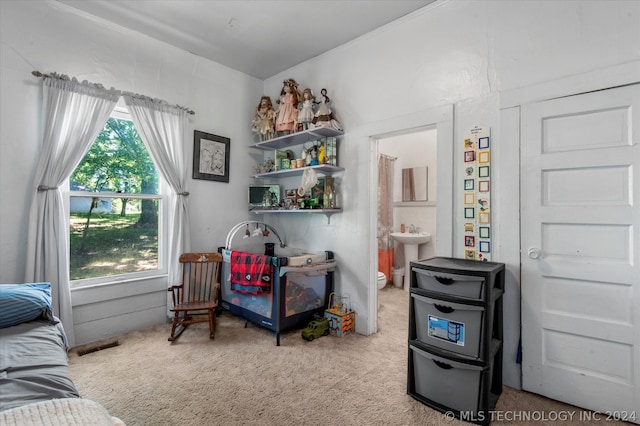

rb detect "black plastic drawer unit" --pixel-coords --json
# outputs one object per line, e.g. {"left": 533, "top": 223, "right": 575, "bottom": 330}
{"left": 413, "top": 268, "right": 485, "bottom": 300}
{"left": 410, "top": 344, "right": 486, "bottom": 413}
{"left": 407, "top": 257, "right": 504, "bottom": 425}
{"left": 411, "top": 292, "right": 485, "bottom": 358}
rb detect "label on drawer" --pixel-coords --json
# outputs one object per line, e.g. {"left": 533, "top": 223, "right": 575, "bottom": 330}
{"left": 427, "top": 315, "right": 465, "bottom": 346}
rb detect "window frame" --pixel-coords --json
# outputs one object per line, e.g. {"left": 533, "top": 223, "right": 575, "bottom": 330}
{"left": 67, "top": 107, "right": 168, "bottom": 289}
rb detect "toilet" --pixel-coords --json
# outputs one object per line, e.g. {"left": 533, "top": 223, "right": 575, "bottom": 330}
{"left": 377, "top": 271, "right": 387, "bottom": 290}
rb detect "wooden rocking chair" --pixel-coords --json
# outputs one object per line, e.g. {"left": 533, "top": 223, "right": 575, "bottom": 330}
{"left": 168, "top": 252, "right": 222, "bottom": 342}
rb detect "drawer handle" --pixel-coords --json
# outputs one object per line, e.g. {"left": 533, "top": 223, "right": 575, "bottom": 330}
{"left": 433, "top": 359, "right": 453, "bottom": 370}
{"left": 434, "top": 303, "right": 454, "bottom": 313}
{"left": 435, "top": 276, "right": 454, "bottom": 285}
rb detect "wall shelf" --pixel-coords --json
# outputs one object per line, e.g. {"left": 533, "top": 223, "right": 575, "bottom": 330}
{"left": 249, "top": 126, "right": 343, "bottom": 223}
{"left": 250, "top": 208, "right": 341, "bottom": 224}
{"left": 250, "top": 126, "right": 343, "bottom": 151}
{"left": 252, "top": 164, "right": 344, "bottom": 179}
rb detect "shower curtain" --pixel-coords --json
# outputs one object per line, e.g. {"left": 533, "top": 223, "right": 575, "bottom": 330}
{"left": 378, "top": 154, "right": 395, "bottom": 283}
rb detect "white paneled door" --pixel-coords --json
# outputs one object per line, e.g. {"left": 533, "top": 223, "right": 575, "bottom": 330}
{"left": 521, "top": 84, "right": 640, "bottom": 421}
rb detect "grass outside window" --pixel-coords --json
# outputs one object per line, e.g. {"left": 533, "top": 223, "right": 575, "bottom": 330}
{"left": 69, "top": 208, "right": 158, "bottom": 280}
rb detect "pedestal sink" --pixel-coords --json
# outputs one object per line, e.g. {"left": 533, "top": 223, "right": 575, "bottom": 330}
{"left": 390, "top": 232, "right": 431, "bottom": 290}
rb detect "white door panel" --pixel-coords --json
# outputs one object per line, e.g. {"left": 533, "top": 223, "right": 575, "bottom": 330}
{"left": 521, "top": 84, "right": 639, "bottom": 420}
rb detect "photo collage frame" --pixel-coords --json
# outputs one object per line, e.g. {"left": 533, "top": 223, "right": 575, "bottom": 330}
{"left": 462, "top": 125, "right": 491, "bottom": 261}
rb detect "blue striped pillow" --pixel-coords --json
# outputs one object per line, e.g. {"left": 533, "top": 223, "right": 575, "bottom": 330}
{"left": 0, "top": 283, "right": 55, "bottom": 328}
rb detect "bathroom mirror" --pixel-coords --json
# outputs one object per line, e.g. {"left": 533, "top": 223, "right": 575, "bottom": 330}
{"left": 402, "top": 167, "right": 428, "bottom": 201}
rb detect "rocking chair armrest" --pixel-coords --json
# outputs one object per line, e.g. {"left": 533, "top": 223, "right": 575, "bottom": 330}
{"left": 168, "top": 284, "right": 184, "bottom": 306}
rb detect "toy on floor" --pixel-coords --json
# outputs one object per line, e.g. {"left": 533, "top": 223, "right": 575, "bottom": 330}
{"left": 325, "top": 293, "right": 355, "bottom": 337}
{"left": 301, "top": 315, "right": 330, "bottom": 341}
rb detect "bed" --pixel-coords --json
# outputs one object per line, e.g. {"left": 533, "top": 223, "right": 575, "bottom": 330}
{"left": 0, "top": 283, "right": 124, "bottom": 425}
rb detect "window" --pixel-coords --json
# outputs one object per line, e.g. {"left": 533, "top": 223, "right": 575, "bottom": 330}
{"left": 68, "top": 108, "right": 166, "bottom": 285}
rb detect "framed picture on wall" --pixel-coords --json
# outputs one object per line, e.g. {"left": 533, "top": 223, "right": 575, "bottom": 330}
{"left": 479, "top": 211, "right": 490, "bottom": 224}
{"left": 464, "top": 193, "right": 475, "bottom": 204}
{"left": 479, "top": 226, "right": 490, "bottom": 238}
{"left": 478, "top": 137, "right": 490, "bottom": 149}
{"left": 464, "top": 179, "right": 475, "bottom": 191}
{"left": 193, "top": 130, "right": 230, "bottom": 182}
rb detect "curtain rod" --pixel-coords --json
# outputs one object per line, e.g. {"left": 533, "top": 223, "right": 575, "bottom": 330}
{"left": 32, "top": 71, "right": 195, "bottom": 115}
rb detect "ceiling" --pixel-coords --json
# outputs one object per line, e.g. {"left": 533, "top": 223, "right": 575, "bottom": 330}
{"left": 55, "top": 0, "right": 435, "bottom": 80}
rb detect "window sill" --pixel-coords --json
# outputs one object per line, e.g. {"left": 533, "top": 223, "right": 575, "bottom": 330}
{"left": 71, "top": 274, "right": 168, "bottom": 306}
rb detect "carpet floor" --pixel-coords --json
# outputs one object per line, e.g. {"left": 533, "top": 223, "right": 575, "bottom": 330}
{"left": 67, "top": 286, "right": 628, "bottom": 426}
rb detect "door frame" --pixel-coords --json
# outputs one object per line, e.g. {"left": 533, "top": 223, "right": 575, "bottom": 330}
{"left": 498, "top": 60, "right": 640, "bottom": 391}
{"left": 366, "top": 104, "right": 454, "bottom": 335}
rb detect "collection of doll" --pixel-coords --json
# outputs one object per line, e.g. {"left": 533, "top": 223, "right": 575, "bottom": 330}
{"left": 251, "top": 78, "right": 342, "bottom": 142}
{"left": 251, "top": 79, "right": 342, "bottom": 210}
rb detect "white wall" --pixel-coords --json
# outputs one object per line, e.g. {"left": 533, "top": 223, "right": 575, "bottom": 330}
{"left": 0, "top": 0, "right": 262, "bottom": 343}
{"left": 1, "top": 0, "right": 639, "bottom": 387}
{"left": 261, "top": 0, "right": 640, "bottom": 389}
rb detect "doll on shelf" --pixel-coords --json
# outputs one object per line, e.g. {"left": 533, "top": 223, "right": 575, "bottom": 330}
{"left": 311, "top": 88, "right": 342, "bottom": 131}
{"left": 296, "top": 88, "right": 316, "bottom": 131}
{"left": 251, "top": 96, "right": 277, "bottom": 141}
{"left": 275, "top": 78, "right": 301, "bottom": 135}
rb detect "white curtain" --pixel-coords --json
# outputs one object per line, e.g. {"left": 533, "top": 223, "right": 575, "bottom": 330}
{"left": 24, "top": 74, "right": 120, "bottom": 346}
{"left": 122, "top": 94, "right": 191, "bottom": 292}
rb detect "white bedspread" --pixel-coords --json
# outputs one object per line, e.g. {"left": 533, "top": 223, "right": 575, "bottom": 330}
{"left": 0, "top": 398, "right": 125, "bottom": 426}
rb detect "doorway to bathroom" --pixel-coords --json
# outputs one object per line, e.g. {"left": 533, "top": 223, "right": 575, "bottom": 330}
{"left": 366, "top": 104, "right": 454, "bottom": 334}
{"left": 377, "top": 128, "right": 438, "bottom": 293}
